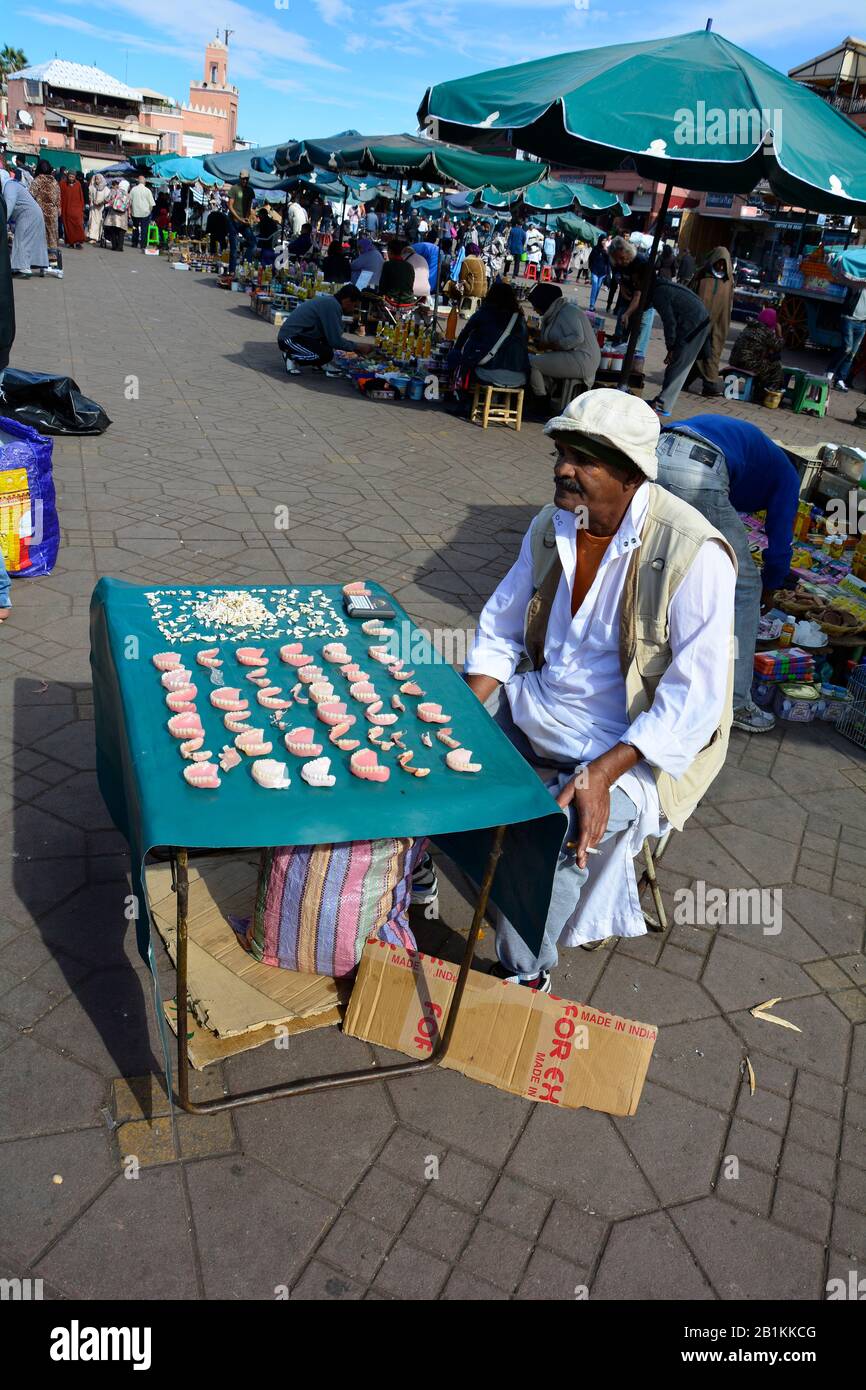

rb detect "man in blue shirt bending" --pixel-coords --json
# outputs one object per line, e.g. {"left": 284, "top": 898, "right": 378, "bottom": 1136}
{"left": 656, "top": 416, "right": 800, "bottom": 733}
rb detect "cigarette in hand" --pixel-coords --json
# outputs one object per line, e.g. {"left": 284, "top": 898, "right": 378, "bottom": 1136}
{"left": 566, "top": 842, "right": 600, "bottom": 854}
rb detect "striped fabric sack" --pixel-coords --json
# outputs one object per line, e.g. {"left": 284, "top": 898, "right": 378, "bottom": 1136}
{"left": 249, "top": 838, "right": 423, "bottom": 978}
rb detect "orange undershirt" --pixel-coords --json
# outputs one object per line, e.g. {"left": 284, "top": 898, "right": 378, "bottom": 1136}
{"left": 571, "top": 529, "right": 613, "bottom": 617}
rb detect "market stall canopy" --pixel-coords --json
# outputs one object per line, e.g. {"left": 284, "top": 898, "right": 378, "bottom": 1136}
{"left": 20, "top": 147, "right": 82, "bottom": 173}
{"left": 273, "top": 130, "right": 549, "bottom": 193}
{"left": 475, "top": 180, "right": 629, "bottom": 216}
{"left": 203, "top": 144, "right": 290, "bottom": 191}
{"left": 554, "top": 214, "right": 603, "bottom": 244}
{"left": 419, "top": 28, "right": 866, "bottom": 214}
{"left": 828, "top": 246, "right": 866, "bottom": 288}
{"left": 134, "top": 154, "right": 222, "bottom": 186}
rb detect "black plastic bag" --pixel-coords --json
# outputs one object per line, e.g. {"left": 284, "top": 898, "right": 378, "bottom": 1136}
{"left": 0, "top": 369, "right": 111, "bottom": 435}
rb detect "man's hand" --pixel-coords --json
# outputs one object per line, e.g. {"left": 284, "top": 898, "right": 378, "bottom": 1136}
{"left": 760, "top": 587, "right": 777, "bottom": 613}
{"left": 557, "top": 763, "right": 612, "bottom": 868}
{"left": 557, "top": 742, "right": 643, "bottom": 869}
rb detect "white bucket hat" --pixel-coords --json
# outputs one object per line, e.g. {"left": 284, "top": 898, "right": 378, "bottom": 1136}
{"left": 544, "top": 389, "right": 660, "bottom": 481}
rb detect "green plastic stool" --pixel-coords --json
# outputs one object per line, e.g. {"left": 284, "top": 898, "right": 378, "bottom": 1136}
{"left": 793, "top": 373, "right": 829, "bottom": 419}
{"left": 145, "top": 222, "right": 161, "bottom": 254}
{"left": 783, "top": 367, "right": 807, "bottom": 406}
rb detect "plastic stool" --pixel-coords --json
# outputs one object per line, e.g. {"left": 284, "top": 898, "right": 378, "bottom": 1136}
{"left": 793, "top": 373, "right": 829, "bottom": 419}
{"left": 540, "top": 265, "right": 553, "bottom": 282}
{"left": 524, "top": 263, "right": 538, "bottom": 282}
{"left": 553, "top": 378, "right": 583, "bottom": 410}
{"left": 145, "top": 222, "right": 161, "bottom": 256}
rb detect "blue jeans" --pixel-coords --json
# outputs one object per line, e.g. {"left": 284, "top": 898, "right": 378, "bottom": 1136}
{"left": 227, "top": 220, "right": 257, "bottom": 273}
{"left": 480, "top": 686, "right": 638, "bottom": 977}
{"left": 131, "top": 216, "right": 151, "bottom": 250}
{"left": 614, "top": 307, "right": 656, "bottom": 358}
{"left": 0, "top": 549, "right": 10, "bottom": 611}
{"left": 831, "top": 316, "right": 866, "bottom": 384}
{"left": 589, "top": 271, "right": 607, "bottom": 309}
{"left": 656, "top": 429, "right": 757, "bottom": 707}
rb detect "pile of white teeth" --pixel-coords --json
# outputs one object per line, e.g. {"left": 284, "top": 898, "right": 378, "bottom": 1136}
{"left": 193, "top": 592, "right": 273, "bottom": 629}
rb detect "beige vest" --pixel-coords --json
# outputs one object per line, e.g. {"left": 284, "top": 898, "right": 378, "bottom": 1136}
{"left": 523, "top": 484, "right": 738, "bottom": 831}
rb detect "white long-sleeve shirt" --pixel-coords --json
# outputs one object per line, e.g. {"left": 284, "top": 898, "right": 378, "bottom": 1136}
{"left": 465, "top": 484, "right": 736, "bottom": 943}
{"left": 466, "top": 483, "right": 734, "bottom": 775}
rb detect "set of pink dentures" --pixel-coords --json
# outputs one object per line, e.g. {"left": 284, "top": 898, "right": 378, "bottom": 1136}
{"left": 153, "top": 588, "right": 482, "bottom": 791}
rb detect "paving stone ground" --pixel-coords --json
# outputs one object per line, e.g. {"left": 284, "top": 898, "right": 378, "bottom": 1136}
{"left": 1, "top": 247, "right": 865, "bottom": 1302}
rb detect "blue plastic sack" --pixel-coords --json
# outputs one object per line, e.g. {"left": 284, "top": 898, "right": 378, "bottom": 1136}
{"left": 0, "top": 415, "right": 60, "bottom": 579}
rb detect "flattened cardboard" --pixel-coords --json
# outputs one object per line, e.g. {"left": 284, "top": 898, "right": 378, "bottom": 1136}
{"left": 344, "top": 940, "right": 657, "bottom": 1115}
{"left": 162, "top": 996, "right": 342, "bottom": 1069}
{"left": 146, "top": 855, "right": 348, "bottom": 1037}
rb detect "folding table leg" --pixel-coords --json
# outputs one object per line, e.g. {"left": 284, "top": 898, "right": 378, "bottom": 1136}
{"left": 171, "top": 825, "right": 507, "bottom": 1114}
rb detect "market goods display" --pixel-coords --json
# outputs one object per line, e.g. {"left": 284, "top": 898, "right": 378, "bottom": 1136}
{"left": 142, "top": 582, "right": 496, "bottom": 801}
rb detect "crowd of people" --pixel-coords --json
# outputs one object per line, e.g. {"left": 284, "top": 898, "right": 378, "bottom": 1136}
{"left": 0, "top": 151, "right": 220, "bottom": 275}
{"left": 4, "top": 150, "right": 861, "bottom": 419}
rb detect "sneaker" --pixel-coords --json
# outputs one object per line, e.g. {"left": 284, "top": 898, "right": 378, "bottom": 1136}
{"left": 732, "top": 700, "right": 776, "bottom": 733}
{"left": 489, "top": 962, "right": 552, "bottom": 993}
{"left": 410, "top": 854, "right": 439, "bottom": 919}
{"left": 283, "top": 356, "right": 300, "bottom": 375}
{"left": 44, "top": 267, "right": 63, "bottom": 278}
{"left": 835, "top": 378, "right": 849, "bottom": 393}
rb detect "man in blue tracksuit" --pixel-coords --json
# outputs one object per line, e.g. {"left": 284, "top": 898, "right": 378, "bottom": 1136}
{"left": 656, "top": 416, "right": 801, "bottom": 733}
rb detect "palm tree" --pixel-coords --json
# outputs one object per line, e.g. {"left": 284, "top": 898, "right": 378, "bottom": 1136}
{"left": 0, "top": 46, "right": 28, "bottom": 85}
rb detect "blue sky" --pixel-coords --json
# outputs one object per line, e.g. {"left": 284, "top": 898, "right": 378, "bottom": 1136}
{"left": 5, "top": 3, "right": 858, "bottom": 147}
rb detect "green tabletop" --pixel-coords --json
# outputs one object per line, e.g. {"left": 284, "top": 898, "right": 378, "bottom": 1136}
{"left": 91, "top": 578, "right": 566, "bottom": 971}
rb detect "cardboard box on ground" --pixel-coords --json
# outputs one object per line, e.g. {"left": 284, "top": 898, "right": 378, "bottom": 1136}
{"left": 345, "top": 940, "right": 656, "bottom": 1115}
{"left": 146, "top": 854, "right": 657, "bottom": 1115}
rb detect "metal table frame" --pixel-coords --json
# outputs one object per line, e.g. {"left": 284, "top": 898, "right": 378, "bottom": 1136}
{"left": 169, "top": 826, "right": 507, "bottom": 1114}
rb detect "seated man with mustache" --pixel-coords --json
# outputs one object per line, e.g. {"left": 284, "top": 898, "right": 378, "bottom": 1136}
{"left": 454, "top": 390, "right": 736, "bottom": 989}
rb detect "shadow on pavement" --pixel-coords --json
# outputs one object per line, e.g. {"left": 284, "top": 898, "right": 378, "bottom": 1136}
{"left": 14, "top": 676, "right": 162, "bottom": 1099}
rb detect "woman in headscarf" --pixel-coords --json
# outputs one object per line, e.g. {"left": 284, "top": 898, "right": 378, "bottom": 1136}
{"left": 30, "top": 159, "right": 61, "bottom": 258}
{"left": 687, "top": 245, "right": 734, "bottom": 395}
{"left": 86, "top": 173, "right": 110, "bottom": 244}
{"left": 728, "top": 306, "right": 784, "bottom": 394}
{"left": 350, "top": 235, "right": 384, "bottom": 289}
{"left": 102, "top": 180, "right": 130, "bottom": 252}
{"left": 526, "top": 282, "right": 601, "bottom": 405}
{"left": 0, "top": 169, "right": 49, "bottom": 276}
{"left": 60, "top": 170, "right": 86, "bottom": 248}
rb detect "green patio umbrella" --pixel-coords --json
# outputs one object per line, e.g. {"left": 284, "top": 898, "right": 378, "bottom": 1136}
{"left": 275, "top": 132, "right": 548, "bottom": 330}
{"left": 273, "top": 131, "right": 548, "bottom": 193}
{"left": 420, "top": 25, "right": 866, "bottom": 380}
{"left": 419, "top": 28, "right": 866, "bottom": 213}
{"left": 554, "top": 214, "right": 602, "bottom": 245}
{"left": 475, "top": 180, "right": 628, "bottom": 216}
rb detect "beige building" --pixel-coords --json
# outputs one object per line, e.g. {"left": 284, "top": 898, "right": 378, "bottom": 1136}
{"left": 5, "top": 38, "right": 240, "bottom": 169}
{"left": 788, "top": 36, "right": 866, "bottom": 132}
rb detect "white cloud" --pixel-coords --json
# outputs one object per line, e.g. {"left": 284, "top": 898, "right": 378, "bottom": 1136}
{"left": 315, "top": 0, "right": 353, "bottom": 24}
{"left": 23, "top": 0, "right": 344, "bottom": 73}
